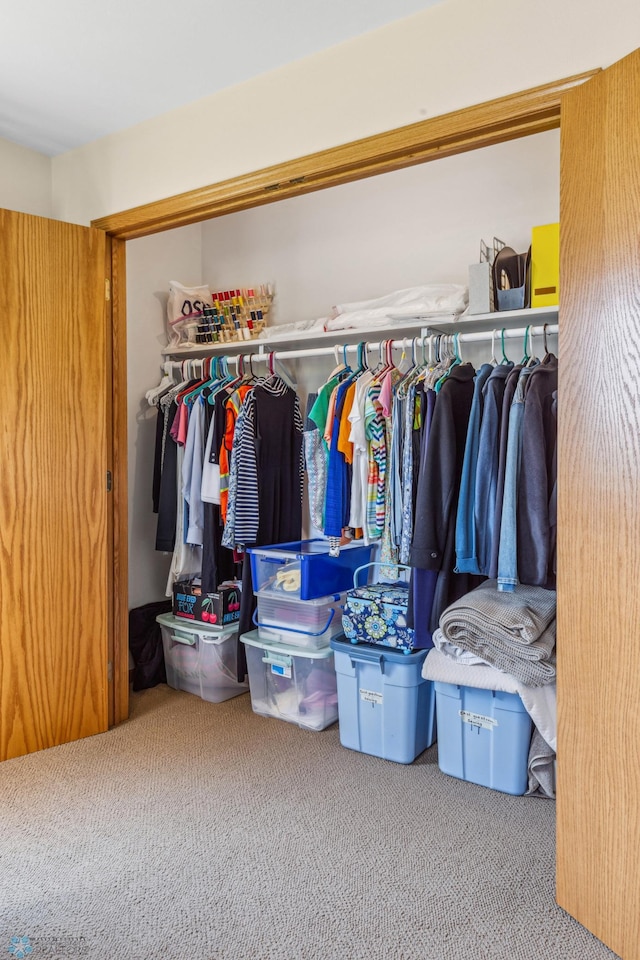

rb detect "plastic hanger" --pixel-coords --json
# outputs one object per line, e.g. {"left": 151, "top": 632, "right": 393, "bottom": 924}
{"left": 266, "top": 350, "right": 297, "bottom": 390}
{"left": 500, "top": 328, "right": 510, "bottom": 365}
{"left": 182, "top": 357, "right": 216, "bottom": 405}
{"left": 354, "top": 341, "right": 368, "bottom": 375}
{"left": 394, "top": 337, "right": 419, "bottom": 393}
{"left": 146, "top": 360, "right": 177, "bottom": 405}
{"left": 490, "top": 329, "right": 500, "bottom": 366}
{"left": 328, "top": 344, "right": 349, "bottom": 380}
{"left": 435, "top": 333, "right": 462, "bottom": 393}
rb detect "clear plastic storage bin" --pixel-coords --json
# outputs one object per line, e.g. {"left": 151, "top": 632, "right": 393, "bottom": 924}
{"left": 434, "top": 682, "right": 533, "bottom": 795}
{"left": 253, "top": 591, "right": 346, "bottom": 650}
{"left": 330, "top": 638, "right": 436, "bottom": 764}
{"left": 157, "top": 613, "right": 248, "bottom": 703}
{"left": 248, "top": 539, "right": 372, "bottom": 601}
{"left": 241, "top": 629, "right": 339, "bottom": 731}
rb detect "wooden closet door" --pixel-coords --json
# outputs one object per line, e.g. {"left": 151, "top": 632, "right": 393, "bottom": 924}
{"left": 0, "top": 210, "right": 110, "bottom": 761}
{"left": 557, "top": 48, "right": 640, "bottom": 959}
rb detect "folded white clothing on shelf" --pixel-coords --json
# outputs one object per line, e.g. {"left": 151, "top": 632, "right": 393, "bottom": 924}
{"left": 323, "top": 284, "right": 468, "bottom": 332}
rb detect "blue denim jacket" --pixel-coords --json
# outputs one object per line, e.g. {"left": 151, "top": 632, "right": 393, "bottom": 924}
{"left": 454, "top": 363, "right": 493, "bottom": 573}
{"left": 473, "top": 363, "right": 514, "bottom": 575}
{"left": 497, "top": 366, "right": 536, "bottom": 591}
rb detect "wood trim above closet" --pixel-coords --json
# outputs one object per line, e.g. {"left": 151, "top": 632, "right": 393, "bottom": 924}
{"left": 93, "top": 70, "right": 598, "bottom": 241}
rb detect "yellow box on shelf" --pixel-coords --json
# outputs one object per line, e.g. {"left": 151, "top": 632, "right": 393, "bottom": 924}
{"left": 531, "top": 223, "right": 559, "bottom": 308}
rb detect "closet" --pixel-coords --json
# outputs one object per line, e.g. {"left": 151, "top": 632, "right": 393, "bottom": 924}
{"left": 1, "top": 48, "right": 638, "bottom": 960}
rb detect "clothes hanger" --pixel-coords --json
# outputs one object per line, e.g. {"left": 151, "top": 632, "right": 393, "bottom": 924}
{"left": 328, "top": 344, "right": 348, "bottom": 380}
{"left": 266, "top": 350, "right": 297, "bottom": 390}
{"left": 435, "top": 333, "right": 461, "bottom": 393}
{"left": 490, "top": 329, "right": 500, "bottom": 366}
{"left": 182, "top": 357, "right": 214, "bottom": 404}
{"left": 540, "top": 322, "right": 553, "bottom": 361}
{"left": 203, "top": 355, "right": 236, "bottom": 403}
{"left": 500, "top": 328, "right": 510, "bottom": 365}
{"left": 394, "top": 337, "right": 418, "bottom": 393}
{"left": 426, "top": 334, "right": 453, "bottom": 390}
{"left": 354, "top": 341, "right": 368, "bottom": 375}
{"left": 145, "top": 360, "right": 177, "bottom": 405}
{"left": 525, "top": 325, "right": 539, "bottom": 366}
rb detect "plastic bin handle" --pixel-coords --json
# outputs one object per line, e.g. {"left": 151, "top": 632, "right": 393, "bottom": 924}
{"left": 349, "top": 651, "right": 386, "bottom": 674}
{"left": 352, "top": 562, "right": 413, "bottom": 589}
{"left": 170, "top": 633, "right": 197, "bottom": 646}
{"left": 262, "top": 652, "right": 293, "bottom": 667}
{"left": 252, "top": 606, "right": 336, "bottom": 635}
{"left": 258, "top": 556, "right": 288, "bottom": 565}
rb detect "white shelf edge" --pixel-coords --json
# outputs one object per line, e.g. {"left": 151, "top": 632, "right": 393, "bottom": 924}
{"left": 160, "top": 315, "right": 454, "bottom": 357}
{"left": 160, "top": 305, "right": 558, "bottom": 358}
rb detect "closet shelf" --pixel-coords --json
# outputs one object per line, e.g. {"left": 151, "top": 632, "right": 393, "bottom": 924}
{"left": 160, "top": 306, "right": 558, "bottom": 359}
{"left": 426, "top": 305, "right": 558, "bottom": 334}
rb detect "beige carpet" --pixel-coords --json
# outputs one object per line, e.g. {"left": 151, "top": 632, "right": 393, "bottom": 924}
{"left": 0, "top": 685, "right": 618, "bottom": 960}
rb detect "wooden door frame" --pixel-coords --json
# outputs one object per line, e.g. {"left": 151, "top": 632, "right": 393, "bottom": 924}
{"left": 98, "top": 69, "right": 597, "bottom": 725}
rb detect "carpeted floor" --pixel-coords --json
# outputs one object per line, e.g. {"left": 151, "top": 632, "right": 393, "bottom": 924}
{"left": 0, "top": 685, "right": 619, "bottom": 960}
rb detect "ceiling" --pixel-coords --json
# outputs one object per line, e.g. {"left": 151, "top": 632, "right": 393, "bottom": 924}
{"left": 0, "top": 0, "right": 443, "bottom": 157}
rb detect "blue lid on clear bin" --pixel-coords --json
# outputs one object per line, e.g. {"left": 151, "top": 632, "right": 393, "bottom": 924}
{"left": 330, "top": 636, "right": 429, "bottom": 665}
{"left": 247, "top": 539, "right": 372, "bottom": 601}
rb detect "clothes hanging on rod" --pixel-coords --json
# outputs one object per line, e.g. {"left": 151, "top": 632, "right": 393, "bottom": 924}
{"left": 150, "top": 323, "right": 558, "bottom": 660}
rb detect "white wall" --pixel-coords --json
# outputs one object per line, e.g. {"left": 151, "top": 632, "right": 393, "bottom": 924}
{"left": 51, "top": 0, "right": 639, "bottom": 226}
{"left": 126, "top": 224, "right": 203, "bottom": 608}
{"left": 0, "top": 136, "right": 51, "bottom": 217}
{"left": 202, "top": 131, "right": 559, "bottom": 327}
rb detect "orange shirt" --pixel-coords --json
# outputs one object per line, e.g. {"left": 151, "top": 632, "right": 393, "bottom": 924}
{"left": 337, "top": 382, "right": 356, "bottom": 464}
{"left": 219, "top": 384, "right": 252, "bottom": 522}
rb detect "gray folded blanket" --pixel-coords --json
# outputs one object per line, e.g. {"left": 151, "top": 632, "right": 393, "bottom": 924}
{"left": 439, "top": 580, "right": 556, "bottom": 687}
{"left": 527, "top": 728, "right": 556, "bottom": 799}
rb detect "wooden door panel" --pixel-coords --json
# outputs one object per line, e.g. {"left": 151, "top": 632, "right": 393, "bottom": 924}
{"left": 557, "top": 48, "right": 640, "bottom": 960}
{"left": 0, "top": 210, "right": 109, "bottom": 760}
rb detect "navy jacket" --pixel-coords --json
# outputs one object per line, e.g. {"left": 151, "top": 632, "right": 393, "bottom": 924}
{"left": 410, "top": 362, "right": 482, "bottom": 631}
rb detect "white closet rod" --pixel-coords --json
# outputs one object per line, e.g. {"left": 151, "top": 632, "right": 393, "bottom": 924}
{"left": 228, "top": 323, "right": 558, "bottom": 363}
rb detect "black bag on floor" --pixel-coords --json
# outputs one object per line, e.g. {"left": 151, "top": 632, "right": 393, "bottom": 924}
{"left": 129, "top": 600, "right": 172, "bottom": 691}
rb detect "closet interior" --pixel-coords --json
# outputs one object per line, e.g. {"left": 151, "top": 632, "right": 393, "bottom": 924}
{"left": 128, "top": 128, "right": 561, "bottom": 611}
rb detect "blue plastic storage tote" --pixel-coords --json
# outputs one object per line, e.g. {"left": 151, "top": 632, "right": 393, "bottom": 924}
{"left": 248, "top": 539, "right": 372, "bottom": 601}
{"left": 330, "top": 638, "right": 436, "bottom": 764}
{"left": 434, "top": 682, "right": 533, "bottom": 796}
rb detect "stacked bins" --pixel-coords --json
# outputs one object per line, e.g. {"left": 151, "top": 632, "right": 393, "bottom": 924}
{"left": 331, "top": 562, "right": 437, "bottom": 763}
{"left": 243, "top": 540, "right": 372, "bottom": 731}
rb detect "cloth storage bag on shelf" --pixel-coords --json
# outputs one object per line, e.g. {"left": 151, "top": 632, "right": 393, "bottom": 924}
{"left": 330, "top": 638, "right": 435, "bottom": 763}
{"left": 433, "top": 681, "right": 533, "bottom": 795}
{"left": 341, "top": 563, "right": 415, "bottom": 654}
{"left": 241, "top": 629, "right": 339, "bottom": 731}
{"left": 253, "top": 591, "right": 347, "bottom": 650}
{"left": 157, "top": 613, "right": 248, "bottom": 703}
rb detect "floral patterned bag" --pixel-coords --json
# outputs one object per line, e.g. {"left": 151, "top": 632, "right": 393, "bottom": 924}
{"left": 341, "top": 564, "right": 415, "bottom": 654}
